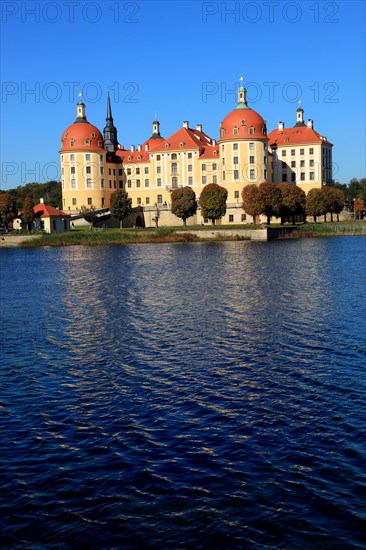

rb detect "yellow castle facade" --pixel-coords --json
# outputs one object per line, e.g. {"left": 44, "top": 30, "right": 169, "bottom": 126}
{"left": 60, "top": 81, "right": 333, "bottom": 226}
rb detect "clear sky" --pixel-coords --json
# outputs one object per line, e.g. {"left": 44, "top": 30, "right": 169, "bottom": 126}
{"left": 1, "top": 0, "right": 365, "bottom": 189}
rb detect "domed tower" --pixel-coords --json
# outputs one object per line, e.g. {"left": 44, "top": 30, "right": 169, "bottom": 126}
{"left": 60, "top": 97, "right": 106, "bottom": 213}
{"left": 219, "top": 77, "right": 269, "bottom": 204}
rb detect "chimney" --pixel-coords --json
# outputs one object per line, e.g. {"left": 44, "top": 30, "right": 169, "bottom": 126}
{"left": 145, "top": 144, "right": 149, "bottom": 151}
{"left": 130, "top": 145, "right": 135, "bottom": 152}
{"left": 183, "top": 121, "right": 189, "bottom": 129}
{"left": 40, "top": 198, "right": 44, "bottom": 204}
{"left": 137, "top": 144, "right": 142, "bottom": 151}
{"left": 212, "top": 139, "right": 216, "bottom": 146}
{"left": 307, "top": 119, "right": 313, "bottom": 129}
{"left": 278, "top": 121, "right": 284, "bottom": 131}
{"left": 196, "top": 124, "right": 202, "bottom": 132}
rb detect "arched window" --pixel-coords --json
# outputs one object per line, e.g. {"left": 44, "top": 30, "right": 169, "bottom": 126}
{"left": 70, "top": 139, "right": 74, "bottom": 147}
{"left": 248, "top": 127, "right": 254, "bottom": 135}
{"left": 233, "top": 127, "right": 238, "bottom": 135}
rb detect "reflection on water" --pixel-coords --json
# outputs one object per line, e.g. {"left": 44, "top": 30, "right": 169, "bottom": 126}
{"left": 1, "top": 237, "right": 365, "bottom": 548}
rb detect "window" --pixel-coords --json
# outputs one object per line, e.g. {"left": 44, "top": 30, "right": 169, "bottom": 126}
{"left": 86, "top": 178, "right": 92, "bottom": 188}
{"left": 86, "top": 166, "right": 91, "bottom": 174}
{"left": 114, "top": 181, "right": 116, "bottom": 188}
{"left": 234, "top": 170, "right": 239, "bottom": 180}
{"left": 156, "top": 155, "right": 161, "bottom": 161}
{"left": 282, "top": 162, "right": 286, "bottom": 169}
{"left": 171, "top": 163, "right": 177, "bottom": 174}
{"left": 157, "top": 166, "right": 161, "bottom": 174}
{"left": 249, "top": 156, "right": 254, "bottom": 164}
{"left": 249, "top": 127, "right": 254, "bottom": 135}
{"left": 127, "top": 180, "right": 132, "bottom": 188}
{"left": 70, "top": 154, "right": 75, "bottom": 161}
{"left": 188, "top": 153, "right": 192, "bottom": 159}
{"left": 282, "top": 150, "right": 286, "bottom": 157}
{"left": 127, "top": 168, "right": 132, "bottom": 175}
{"left": 136, "top": 179, "right": 141, "bottom": 187}
{"left": 222, "top": 171, "right": 226, "bottom": 181}
{"left": 101, "top": 179, "right": 104, "bottom": 188}
{"left": 72, "top": 198, "right": 76, "bottom": 206}
{"left": 213, "top": 175, "right": 217, "bottom": 184}
{"left": 71, "top": 167, "right": 75, "bottom": 174}
{"left": 172, "top": 177, "right": 178, "bottom": 187}
{"left": 100, "top": 167, "right": 104, "bottom": 174}
{"left": 249, "top": 143, "right": 254, "bottom": 150}
{"left": 291, "top": 149, "right": 295, "bottom": 156}
{"left": 300, "top": 173, "right": 305, "bottom": 181}
{"left": 91, "top": 133, "right": 96, "bottom": 138}
{"left": 241, "top": 214, "right": 247, "bottom": 222}
{"left": 119, "top": 169, "right": 123, "bottom": 176}
{"left": 109, "top": 168, "right": 111, "bottom": 175}
{"left": 233, "top": 156, "right": 239, "bottom": 165}
{"left": 250, "top": 169, "right": 255, "bottom": 179}
{"left": 234, "top": 190, "right": 239, "bottom": 199}
{"left": 146, "top": 197, "right": 150, "bottom": 205}
{"left": 87, "top": 197, "right": 92, "bottom": 205}
{"left": 309, "top": 159, "right": 314, "bottom": 167}
{"left": 202, "top": 163, "right": 206, "bottom": 171}
{"left": 85, "top": 154, "right": 91, "bottom": 161}
{"left": 202, "top": 176, "right": 207, "bottom": 184}
{"left": 100, "top": 155, "right": 103, "bottom": 162}
{"left": 212, "top": 163, "right": 217, "bottom": 170}
{"left": 188, "top": 177, "right": 193, "bottom": 184}
{"left": 188, "top": 165, "right": 192, "bottom": 172}
{"left": 229, "top": 215, "right": 234, "bottom": 222}
{"left": 233, "top": 127, "right": 238, "bottom": 136}
{"left": 145, "top": 179, "right": 149, "bottom": 187}
{"left": 157, "top": 178, "right": 162, "bottom": 187}
{"left": 119, "top": 181, "right": 123, "bottom": 189}
{"left": 136, "top": 168, "right": 140, "bottom": 175}
{"left": 171, "top": 153, "right": 177, "bottom": 160}
{"left": 282, "top": 173, "right": 287, "bottom": 182}
{"left": 157, "top": 194, "right": 163, "bottom": 204}
{"left": 144, "top": 167, "right": 149, "bottom": 174}
{"left": 85, "top": 140, "right": 90, "bottom": 147}
{"left": 137, "top": 198, "right": 141, "bottom": 205}
{"left": 291, "top": 161, "right": 296, "bottom": 168}
{"left": 233, "top": 143, "right": 238, "bottom": 150}
{"left": 300, "top": 160, "right": 305, "bottom": 168}
{"left": 70, "top": 139, "right": 74, "bottom": 147}
{"left": 113, "top": 169, "right": 115, "bottom": 175}
{"left": 291, "top": 173, "right": 296, "bottom": 182}
{"left": 109, "top": 180, "right": 112, "bottom": 188}
{"left": 309, "top": 148, "right": 314, "bottom": 154}
{"left": 71, "top": 179, "right": 76, "bottom": 188}
{"left": 300, "top": 149, "right": 304, "bottom": 155}
{"left": 310, "top": 172, "right": 314, "bottom": 180}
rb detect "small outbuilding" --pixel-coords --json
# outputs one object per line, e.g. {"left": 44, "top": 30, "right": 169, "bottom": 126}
{"left": 33, "top": 200, "right": 70, "bottom": 233}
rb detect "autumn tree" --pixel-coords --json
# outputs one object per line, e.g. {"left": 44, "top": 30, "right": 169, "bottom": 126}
{"left": 278, "top": 184, "right": 306, "bottom": 224}
{"left": 354, "top": 197, "right": 365, "bottom": 220}
{"left": 322, "top": 186, "right": 340, "bottom": 222}
{"left": 80, "top": 205, "right": 98, "bottom": 230}
{"left": 258, "top": 182, "right": 282, "bottom": 225}
{"left": 0, "top": 193, "right": 17, "bottom": 230}
{"left": 305, "top": 188, "right": 326, "bottom": 222}
{"left": 241, "top": 184, "right": 261, "bottom": 224}
{"left": 199, "top": 183, "right": 228, "bottom": 225}
{"left": 21, "top": 196, "right": 35, "bottom": 230}
{"left": 171, "top": 186, "right": 197, "bottom": 226}
{"left": 110, "top": 190, "right": 132, "bottom": 228}
{"left": 333, "top": 189, "right": 345, "bottom": 221}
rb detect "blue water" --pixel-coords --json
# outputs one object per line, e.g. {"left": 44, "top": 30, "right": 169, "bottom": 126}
{"left": 1, "top": 237, "right": 365, "bottom": 548}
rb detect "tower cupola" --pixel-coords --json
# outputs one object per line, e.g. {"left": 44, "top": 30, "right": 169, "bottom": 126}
{"left": 235, "top": 76, "right": 249, "bottom": 110}
{"left": 75, "top": 92, "right": 87, "bottom": 122}
{"left": 295, "top": 100, "right": 305, "bottom": 126}
{"left": 103, "top": 91, "right": 118, "bottom": 152}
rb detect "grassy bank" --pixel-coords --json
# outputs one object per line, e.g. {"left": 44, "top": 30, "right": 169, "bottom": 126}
{"left": 277, "top": 221, "right": 366, "bottom": 239}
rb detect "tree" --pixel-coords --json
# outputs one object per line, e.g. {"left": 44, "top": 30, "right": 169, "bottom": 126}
{"left": 171, "top": 186, "right": 197, "bottom": 226}
{"left": 21, "top": 196, "right": 35, "bottom": 230}
{"left": 80, "top": 205, "right": 98, "bottom": 230}
{"left": 152, "top": 203, "right": 160, "bottom": 228}
{"left": 278, "top": 184, "right": 306, "bottom": 224}
{"left": 354, "top": 197, "right": 364, "bottom": 220}
{"left": 333, "top": 189, "right": 346, "bottom": 221}
{"left": 258, "top": 182, "right": 282, "bottom": 225}
{"left": 198, "top": 183, "right": 227, "bottom": 225}
{"left": 241, "top": 184, "right": 262, "bottom": 224}
{"left": 110, "top": 190, "right": 132, "bottom": 228}
{"left": 0, "top": 193, "right": 17, "bottom": 230}
{"left": 305, "top": 188, "right": 326, "bottom": 222}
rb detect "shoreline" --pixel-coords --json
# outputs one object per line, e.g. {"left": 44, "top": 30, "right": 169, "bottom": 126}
{"left": 1, "top": 222, "right": 365, "bottom": 248}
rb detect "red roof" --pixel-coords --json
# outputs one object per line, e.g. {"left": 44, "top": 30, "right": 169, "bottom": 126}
{"left": 268, "top": 125, "right": 332, "bottom": 146}
{"left": 199, "top": 145, "right": 220, "bottom": 159}
{"left": 219, "top": 108, "right": 268, "bottom": 142}
{"left": 115, "top": 149, "right": 150, "bottom": 163}
{"left": 33, "top": 203, "right": 69, "bottom": 218}
{"left": 152, "top": 126, "right": 215, "bottom": 151}
{"left": 60, "top": 121, "right": 104, "bottom": 152}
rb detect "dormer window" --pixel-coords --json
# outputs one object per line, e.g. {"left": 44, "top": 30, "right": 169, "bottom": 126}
{"left": 213, "top": 151, "right": 217, "bottom": 156}
{"left": 85, "top": 139, "right": 91, "bottom": 146}
{"left": 221, "top": 129, "right": 226, "bottom": 137}
{"left": 137, "top": 155, "right": 141, "bottom": 160}
{"left": 233, "top": 127, "right": 238, "bottom": 135}
{"left": 248, "top": 127, "right": 254, "bottom": 135}
{"left": 64, "top": 133, "right": 69, "bottom": 138}
{"left": 165, "top": 143, "right": 169, "bottom": 149}
{"left": 241, "top": 120, "right": 246, "bottom": 126}
{"left": 180, "top": 142, "right": 185, "bottom": 147}
{"left": 70, "top": 139, "right": 74, "bottom": 147}
{"left": 128, "top": 156, "right": 132, "bottom": 161}
{"left": 91, "top": 132, "right": 96, "bottom": 138}
{"left": 98, "top": 140, "right": 102, "bottom": 147}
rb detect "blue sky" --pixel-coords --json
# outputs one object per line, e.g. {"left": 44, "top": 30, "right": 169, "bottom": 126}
{"left": 1, "top": 0, "right": 365, "bottom": 189}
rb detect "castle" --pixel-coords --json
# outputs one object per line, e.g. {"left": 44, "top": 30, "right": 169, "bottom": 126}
{"left": 60, "top": 79, "right": 333, "bottom": 226}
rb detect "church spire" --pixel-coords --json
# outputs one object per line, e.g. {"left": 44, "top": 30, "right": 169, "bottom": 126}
{"left": 235, "top": 76, "right": 249, "bottom": 110}
{"left": 103, "top": 91, "right": 118, "bottom": 152}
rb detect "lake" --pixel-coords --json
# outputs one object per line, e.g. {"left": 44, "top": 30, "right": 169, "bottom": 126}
{"left": 1, "top": 237, "right": 365, "bottom": 548}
